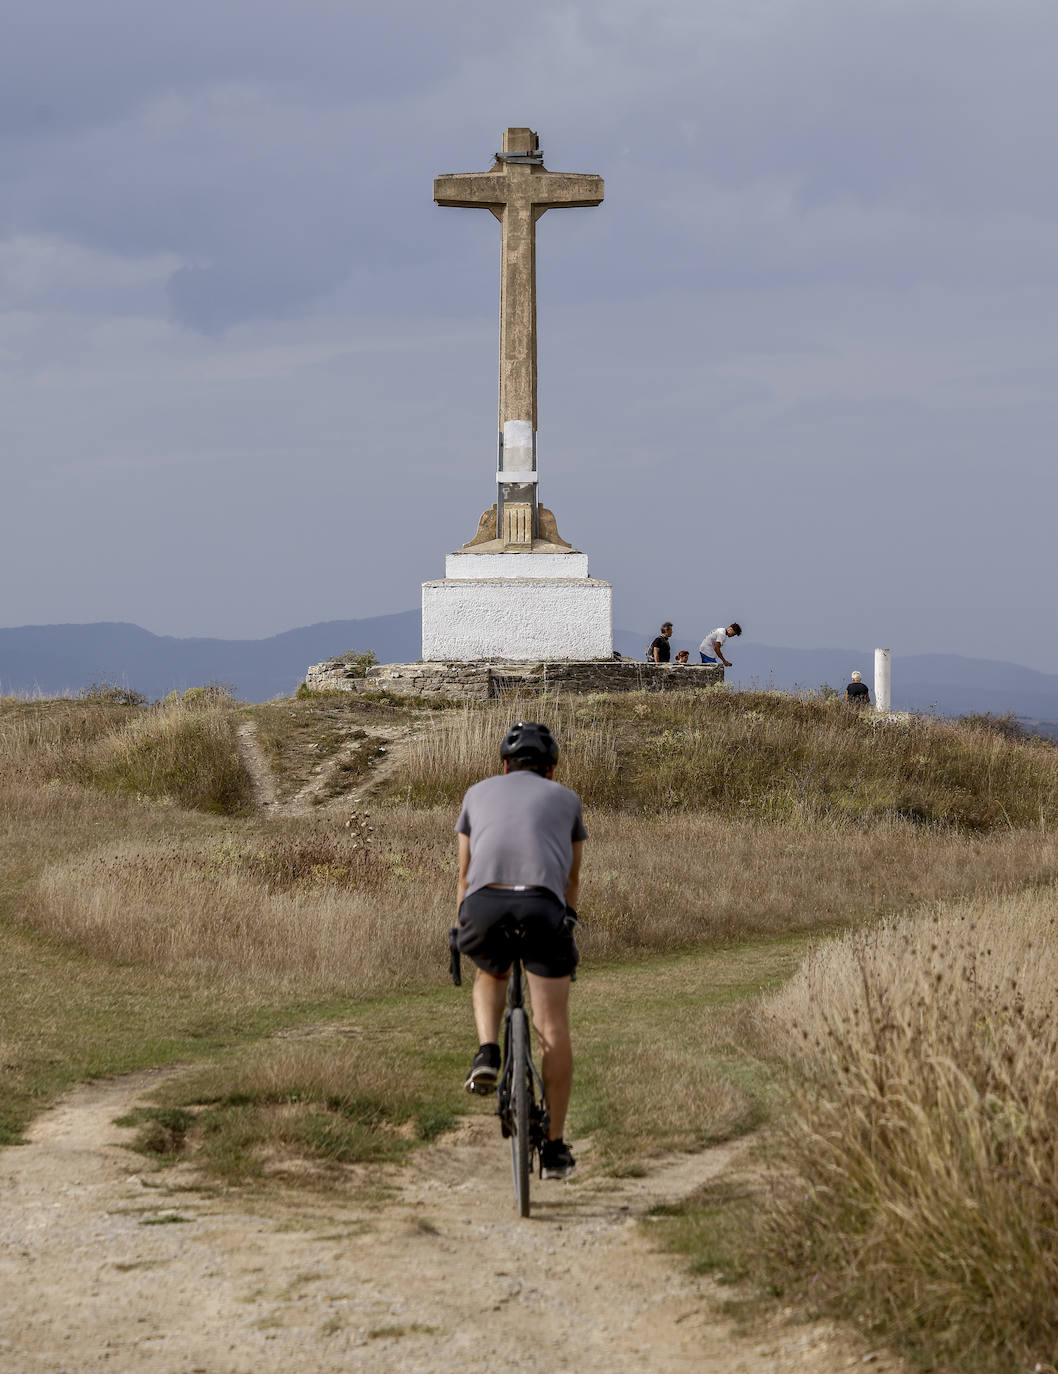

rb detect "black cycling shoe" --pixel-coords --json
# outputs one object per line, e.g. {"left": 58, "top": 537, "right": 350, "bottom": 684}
{"left": 540, "top": 1138, "right": 576, "bottom": 1180}
{"left": 465, "top": 1043, "right": 501, "bottom": 1094}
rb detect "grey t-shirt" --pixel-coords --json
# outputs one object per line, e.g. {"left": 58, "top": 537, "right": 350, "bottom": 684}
{"left": 455, "top": 771, "right": 588, "bottom": 902}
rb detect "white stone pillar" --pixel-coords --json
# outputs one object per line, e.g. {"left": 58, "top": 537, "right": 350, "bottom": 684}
{"left": 874, "top": 648, "right": 891, "bottom": 713}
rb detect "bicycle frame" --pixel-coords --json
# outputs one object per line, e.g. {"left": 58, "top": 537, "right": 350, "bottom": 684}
{"left": 497, "top": 956, "right": 550, "bottom": 1152}
{"left": 449, "top": 924, "right": 550, "bottom": 1215}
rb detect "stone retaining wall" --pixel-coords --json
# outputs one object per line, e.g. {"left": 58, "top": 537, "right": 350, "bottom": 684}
{"left": 305, "top": 658, "right": 724, "bottom": 701}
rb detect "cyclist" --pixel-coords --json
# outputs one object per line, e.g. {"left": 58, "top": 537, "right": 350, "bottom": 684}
{"left": 455, "top": 721, "right": 585, "bottom": 1180}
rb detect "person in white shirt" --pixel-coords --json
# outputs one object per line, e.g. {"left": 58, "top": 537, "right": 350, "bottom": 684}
{"left": 699, "top": 622, "right": 741, "bottom": 666}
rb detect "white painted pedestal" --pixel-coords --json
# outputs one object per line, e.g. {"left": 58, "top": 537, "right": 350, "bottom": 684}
{"left": 422, "top": 552, "right": 613, "bottom": 661}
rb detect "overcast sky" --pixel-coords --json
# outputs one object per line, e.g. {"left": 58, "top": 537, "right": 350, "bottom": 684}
{"left": 2, "top": 0, "right": 1056, "bottom": 671}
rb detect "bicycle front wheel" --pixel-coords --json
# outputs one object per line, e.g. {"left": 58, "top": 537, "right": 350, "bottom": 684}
{"left": 509, "top": 1007, "right": 531, "bottom": 1217}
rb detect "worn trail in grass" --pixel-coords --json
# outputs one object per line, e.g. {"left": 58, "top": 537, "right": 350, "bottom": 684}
{"left": 0, "top": 941, "right": 908, "bottom": 1374}
{"left": 0, "top": 920, "right": 355, "bottom": 1146}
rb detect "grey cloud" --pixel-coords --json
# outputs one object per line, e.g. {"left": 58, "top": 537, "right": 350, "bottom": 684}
{"left": 2, "top": 0, "right": 1057, "bottom": 671}
{"left": 5, "top": 0, "right": 1058, "bottom": 331}
{"left": 0, "top": 0, "right": 495, "bottom": 138}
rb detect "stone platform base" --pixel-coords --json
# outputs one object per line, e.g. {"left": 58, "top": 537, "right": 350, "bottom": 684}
{"left": 305, "top": 658, "right": 724, "bottom": 702}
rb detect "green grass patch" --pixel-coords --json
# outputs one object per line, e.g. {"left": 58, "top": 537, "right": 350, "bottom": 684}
{"left": 132, "top": 990, "right": 471, "bottom": 1183}
{"left": 648, "top": 1177, "right": 762, "bottom": 1285}
{"left": 569, "top": 938, "right": 801, "bottom": 1162}
{"left": 91, "top": 710, "right": 251, "bottom": 815}
{"left": 115, "top": 1106, "right": 196, "bottom": 1157}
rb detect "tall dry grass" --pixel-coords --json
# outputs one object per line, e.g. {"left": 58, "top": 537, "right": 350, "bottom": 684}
{"left": 31, "top": 818, "right": 454, "bottom": 993}
{"left": 582, "top": 813, "right": 1058, "bottom": 957}
{"left": 25, "top": 805, "right": 1058, "bottom": 996}
{"left": 761, "top": 887, "right": 1058, "bottom": 1370}
{"left": 388, "top": 690, "right": 1058, "bottom": 829}
{"left": 0, "top": 698, "right": 137, "bottom": 779}
{"left": 0, "top": 696, "right": 252, "bottom": 813}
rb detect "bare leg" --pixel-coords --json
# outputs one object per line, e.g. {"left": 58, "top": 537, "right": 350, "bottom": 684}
{"left": 526, "top": 973, "right": 572, "bottom": 1140}
{"left": 471, "top": 967, "right": 509, "bottom": 1046}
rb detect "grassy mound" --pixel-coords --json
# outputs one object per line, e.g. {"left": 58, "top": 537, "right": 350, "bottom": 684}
{"left": 0, "top": 696, "right": 252, "bottom": 814}
{"left": 390, "top": 689, "right": 1058, "bottom": 829}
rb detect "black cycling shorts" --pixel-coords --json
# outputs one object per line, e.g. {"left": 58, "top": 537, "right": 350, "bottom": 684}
{"left": 456, "top": 886, "right": 579, "bottom": 980}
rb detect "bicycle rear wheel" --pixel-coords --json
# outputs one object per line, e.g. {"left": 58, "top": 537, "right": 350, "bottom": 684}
{"left": 509, "top": 1007, "right": 531, "bottom": 1217}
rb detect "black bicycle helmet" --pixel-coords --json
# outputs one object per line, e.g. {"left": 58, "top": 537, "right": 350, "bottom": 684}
{"left": 500, "top": 721, "right": 559, "bottom": 766}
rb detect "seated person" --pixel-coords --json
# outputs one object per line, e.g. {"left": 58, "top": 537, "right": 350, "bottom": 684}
{"left": 845, "top": 671, "right": 871, "bottom": 705}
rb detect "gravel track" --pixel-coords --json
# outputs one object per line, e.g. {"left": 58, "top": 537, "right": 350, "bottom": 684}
{"left": 0, "top": 1072, "right": 907, "bottom": 1374}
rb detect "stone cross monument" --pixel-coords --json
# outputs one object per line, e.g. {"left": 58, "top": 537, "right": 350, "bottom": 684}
{"left": 421, "top": 128, "right": 614, "bottom": 661}
{"left": 434, "top": 127, "right": 603, "bottom": 550}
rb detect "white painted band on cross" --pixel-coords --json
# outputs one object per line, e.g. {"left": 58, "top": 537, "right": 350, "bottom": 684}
{"left": 496, "top": 470, "right": 538, "bottom": 483}
{"left": 501, "top": 418, "right": 534, "bottom": 474}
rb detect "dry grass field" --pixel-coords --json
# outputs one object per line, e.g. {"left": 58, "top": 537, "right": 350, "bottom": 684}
{"left": 752, "top": 885, "right": 1058, "bottom": 1371}
{"left": 2, "top": 685, "right": 1057, "bottom": 1369}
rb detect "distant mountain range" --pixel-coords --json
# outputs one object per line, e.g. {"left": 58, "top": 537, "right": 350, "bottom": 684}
{"left": 0, "top": 615, "right": 420, "bottom": 704}
{"left": 1, "top": 616, "right": 1056, "bottom": 731}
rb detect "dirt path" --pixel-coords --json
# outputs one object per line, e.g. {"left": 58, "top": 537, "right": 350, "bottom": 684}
{"left": 0, "top": 1074, "right": 907, "bottom": 1374}
{"left": 236, "top": 721, "right": 280, "bottom": 811}
{"left": 237, "top": 718, "right": 430, "bottom": 819}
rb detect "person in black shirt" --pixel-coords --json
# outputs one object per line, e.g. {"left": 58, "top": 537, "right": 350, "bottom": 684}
{"left": 649, "top": 622, "right": 673, "bottom": 663}
{"left": 845, "top": 671, "right": 871, "bottom": 705}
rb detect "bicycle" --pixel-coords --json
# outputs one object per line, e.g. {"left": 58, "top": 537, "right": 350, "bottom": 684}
{"left": 449, "top": 923, "right": 550, "bottom": 1218}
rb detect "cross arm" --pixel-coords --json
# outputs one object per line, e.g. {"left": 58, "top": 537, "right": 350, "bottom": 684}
{"left": 434, "top": 171, "right": 508, "bottom": 209}
{"left": 529, "top": 172, "right": 604, "bottom": 209}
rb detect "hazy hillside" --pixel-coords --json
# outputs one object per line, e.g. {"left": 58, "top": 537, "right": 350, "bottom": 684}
{"left": 0, "top": 614, "right": 420, "bottom": 702}
{"left": 2, "top": 615, "right": 1056, "bottom": 725}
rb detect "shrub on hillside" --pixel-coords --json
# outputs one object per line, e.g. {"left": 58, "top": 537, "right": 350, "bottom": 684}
{"left": 174, "top": 683, "right": 238, "bottom": 708}
{"left": 79, "top": 682, "right": 149, "bottom": 707}
{"left": 80, "top": 701, "right": 251, "bottom": 813}
{"left": 329, "top": 649, "right": 378, "bottom": 677}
